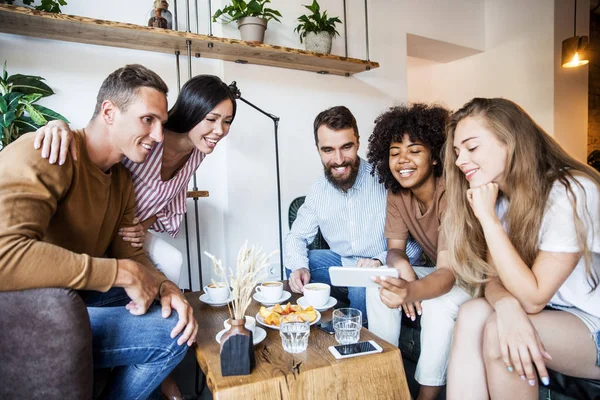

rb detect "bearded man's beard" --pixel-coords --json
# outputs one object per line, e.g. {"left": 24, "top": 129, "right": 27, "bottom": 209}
{"left": 324, "top": 158, "right": 360, "bottom": 192}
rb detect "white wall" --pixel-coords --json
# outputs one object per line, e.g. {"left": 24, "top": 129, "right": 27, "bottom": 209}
{"left": 5, "top": 0, "right": 580, "bottom": 290}
{"left": 408, "top": 0, "right": 556, "bottom": 133}
{"left": 407, "top": 0, "right": 590, "bottom": 163}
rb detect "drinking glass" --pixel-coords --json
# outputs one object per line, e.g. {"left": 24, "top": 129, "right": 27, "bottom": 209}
{"left": 280, "top": 320, "right": 310, "bottom": 353}
{"left": 333, "top": 308, "right": 362, "bottom": 345}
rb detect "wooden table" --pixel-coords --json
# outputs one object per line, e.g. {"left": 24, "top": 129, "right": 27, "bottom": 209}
{"left": 187, "top": 284, "right": 411, "bottom": 399}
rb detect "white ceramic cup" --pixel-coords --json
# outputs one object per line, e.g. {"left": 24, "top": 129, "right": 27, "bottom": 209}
{"left": 255, "top": 281, "right": 283, "bottom": 302}
{"left": 302, "top": 283, "right": 331, "bottom": 307}
{"left": 204, "top": 282, "right": 230, "bottom": 303}
{"left": 224, "top": 316, "right": 256, "bottom": 335}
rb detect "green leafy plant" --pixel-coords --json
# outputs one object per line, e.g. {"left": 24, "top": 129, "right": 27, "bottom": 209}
{"left": 212, "top": 0, "right": 282, "bottom": 24}
{"left": 0, "top": 62, "right": 69, "bottom": 150}
{"left": 4, "top": 0, "right": 67, "bottom": 13}
{"left": 294, "top": 0, "right": 342, "bottom": 43}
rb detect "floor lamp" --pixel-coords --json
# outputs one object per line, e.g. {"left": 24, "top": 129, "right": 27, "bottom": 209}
{"left": 228, "top": 81, "right": 284, "bottom": 279}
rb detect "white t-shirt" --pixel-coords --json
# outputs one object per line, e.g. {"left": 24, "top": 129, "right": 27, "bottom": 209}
{"left": 496, "top": 176, "right": 600, "bottom": 319}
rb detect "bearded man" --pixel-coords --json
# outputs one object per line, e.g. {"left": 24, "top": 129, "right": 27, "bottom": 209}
{"left": 283, "top": 106, "right": 421, "bottom": 322}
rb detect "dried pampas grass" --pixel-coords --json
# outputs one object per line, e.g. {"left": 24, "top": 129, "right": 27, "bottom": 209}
{"left": 205, "top": 242, "right": 277, "bottom": 320}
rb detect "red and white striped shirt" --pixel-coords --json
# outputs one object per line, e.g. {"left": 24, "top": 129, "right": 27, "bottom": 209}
{"left": 121, "top": 143, "right": 205, "bottom": 237}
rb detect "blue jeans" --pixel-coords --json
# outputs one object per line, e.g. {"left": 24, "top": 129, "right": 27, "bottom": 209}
{"left": 286, "top": 250, "right": 367, "bottom": 322}
{"left": 81, "top": 288, "right": 188, "bottom": 400}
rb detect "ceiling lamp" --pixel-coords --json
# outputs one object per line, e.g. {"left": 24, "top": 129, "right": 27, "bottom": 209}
{"left": 561, "top": 0, "right": 589, "bottom": 68}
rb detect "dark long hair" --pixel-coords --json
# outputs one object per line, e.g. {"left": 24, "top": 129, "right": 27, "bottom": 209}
{"left": 164, "top": 75, "right": 237, "bottom": 133}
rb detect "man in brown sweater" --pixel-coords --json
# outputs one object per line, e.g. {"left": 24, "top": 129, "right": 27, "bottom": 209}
{"left": 0, "top": 64, "right": 197, "bottom": 399}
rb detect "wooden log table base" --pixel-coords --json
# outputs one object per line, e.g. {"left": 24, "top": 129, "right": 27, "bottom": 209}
{"left": 187, "top": 283, "right": 411, "bottom": 399}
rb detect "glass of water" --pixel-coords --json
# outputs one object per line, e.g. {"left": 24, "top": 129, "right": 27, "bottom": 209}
{"left": 280, "top": 320, "right": 310, "bottom": 353}
{"left": 333, "top": 308, "right": 362, "bottom": 345}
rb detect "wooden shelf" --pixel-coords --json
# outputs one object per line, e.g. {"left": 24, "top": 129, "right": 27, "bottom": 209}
{"left": 187, "top": 190, "right": 209, "bottom": 199}
{"left": 0, "top": 5, "right": 379, "bottom": 76}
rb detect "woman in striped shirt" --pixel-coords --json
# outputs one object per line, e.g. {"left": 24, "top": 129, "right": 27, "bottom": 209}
{"left": 34, "top": 74, "right": 237, "bottom": 287}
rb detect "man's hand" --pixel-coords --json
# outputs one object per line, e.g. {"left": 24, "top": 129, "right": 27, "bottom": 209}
{"left": 356, "top": 258, "right": 382, "bottom": 268}
{"left": 159, "top": 281, "right": 198, "bottom": 346}
{"left": 289, "top": 268, "right": 310, "bottom": 293}
{"left": 114, "top": 259, "right": 160, "bottom": 315}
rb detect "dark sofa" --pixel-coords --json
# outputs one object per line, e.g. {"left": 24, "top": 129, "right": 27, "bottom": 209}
{"left": 0, "top": 288, "right": 94, "bottom": 399}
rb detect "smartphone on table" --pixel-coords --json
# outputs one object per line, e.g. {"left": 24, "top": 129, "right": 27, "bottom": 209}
{"left": 328, "top": 340, "right": 383, "bottom": 359}
{"left": 317, "top": 320, "right": 335, "bottom": 335}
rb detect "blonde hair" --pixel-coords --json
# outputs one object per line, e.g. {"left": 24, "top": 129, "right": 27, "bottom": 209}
{"left": 443, "top": 98, "right": 600, "bottom": 296}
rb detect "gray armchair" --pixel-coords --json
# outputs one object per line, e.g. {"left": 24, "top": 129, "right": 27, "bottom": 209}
{"left": 0, "top": 288, "right": 94, "bottom": 399}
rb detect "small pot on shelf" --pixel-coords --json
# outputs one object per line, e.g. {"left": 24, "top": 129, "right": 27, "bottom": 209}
{"left": 304, "top": 31, "right": 333, "bottom": 54}
{"left": 237, "top": 17, "right": 268, "bottom": 43}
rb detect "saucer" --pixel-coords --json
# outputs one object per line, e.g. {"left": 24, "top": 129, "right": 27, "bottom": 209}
{"left": 255, "top": 307, "right": 321, "bottom": 330}
{"left": 215, "top": 327, "right": 267, "bottom": 346}
{"left": 252, "top": 290, "right": 292, "bottom": 306}
{"left": 297, "top": 296, "right": 337, "bottom": 312}
{"left": 199, "top": 293, "right": 233, "bottom": 307}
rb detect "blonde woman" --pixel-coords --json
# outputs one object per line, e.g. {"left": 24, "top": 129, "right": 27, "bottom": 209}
{"left": 444, "top": 98, "right": 600, "bottom": 399}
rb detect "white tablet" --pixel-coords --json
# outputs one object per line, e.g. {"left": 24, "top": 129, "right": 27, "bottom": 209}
{"left": 328, "top": 266, "right": 399, "bottom": 288}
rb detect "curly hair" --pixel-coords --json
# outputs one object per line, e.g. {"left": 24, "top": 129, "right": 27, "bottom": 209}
{"left": 367, "top": 103, "right": 450, "bottom": 193}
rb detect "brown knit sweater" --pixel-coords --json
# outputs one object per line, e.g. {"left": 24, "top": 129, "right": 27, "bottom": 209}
{"left": 0, "top": 130, "right": 153, "bottom": 292}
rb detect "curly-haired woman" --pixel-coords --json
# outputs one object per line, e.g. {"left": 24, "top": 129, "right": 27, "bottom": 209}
{"left": 445, "top": 98, "right": 600, "bottom": 399}
{"left": 366, "top": 103, "right": 471, "bottom": 400}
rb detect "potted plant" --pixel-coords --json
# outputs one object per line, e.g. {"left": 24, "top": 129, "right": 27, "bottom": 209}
{"left": 212, "top": 0, "right": 282, "bottom": 44}
{"left": 0, "top": 62, "right": 69, "bottom": 150}
{"left": 294, "top": 0, "right": 342, "bottom": 54}
{"left": 3, "top": 0, "right": 67, "bottom": 13}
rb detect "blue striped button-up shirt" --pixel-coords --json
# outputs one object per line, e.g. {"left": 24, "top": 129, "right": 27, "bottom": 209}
{"left": 284, "top": 158, "right": 389, "bottom": 271}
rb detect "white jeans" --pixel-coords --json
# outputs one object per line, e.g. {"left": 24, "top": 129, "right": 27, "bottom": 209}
{"left": 366, "top": 267, "right": 471, "bottom": 386}
{"left": 144, "top": 232, "right": 183, "bottom": 287}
